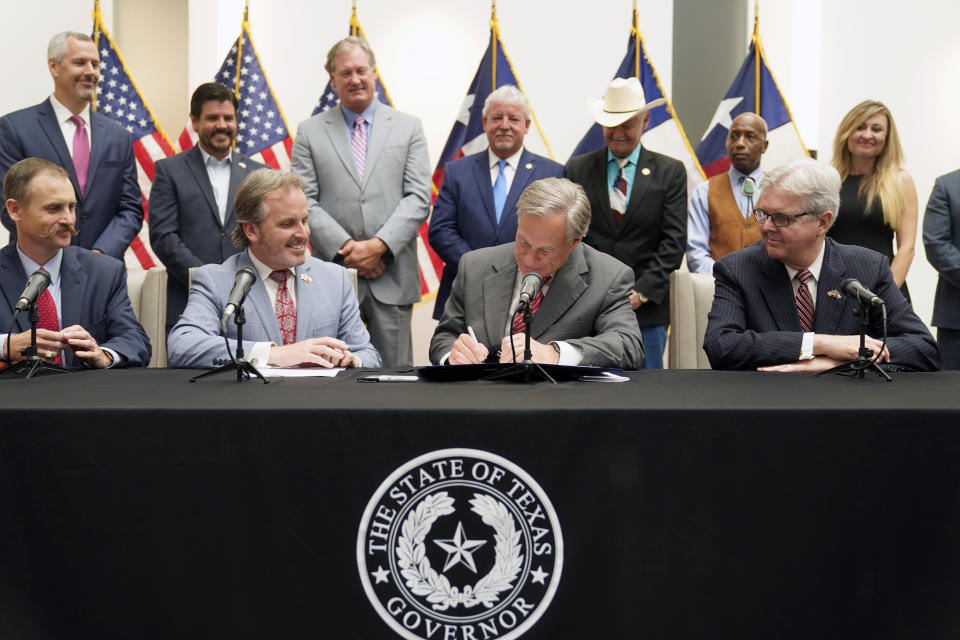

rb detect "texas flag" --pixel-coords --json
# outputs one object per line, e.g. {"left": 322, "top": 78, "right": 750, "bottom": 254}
{"left": 570, "top": 12, "right": 704, "bottom": 196}
{"left": 696, "top": 20, "right": 809, "bottom": 177}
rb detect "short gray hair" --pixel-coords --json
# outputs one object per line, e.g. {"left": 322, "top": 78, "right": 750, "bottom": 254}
{"left": 516, "top": 178, "right": 591, "bottom": 242}
{"left": 759, "top": 159, "right": 841, "bottom": 227}
{"left": 325, "top": 36, "right": 376, "bottom": 74}
{"left": 48, "top": 32, "right": 93, "bottom": 63}
{"left": 482, "top": 85, "right": 530, "bottom": 120}
{"left": 231, "top": 169, "right": 302, "bottom": 247}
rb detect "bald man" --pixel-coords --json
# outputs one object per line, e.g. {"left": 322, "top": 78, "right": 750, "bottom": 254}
{"left": 687, "top": 112, "right": 769, "bottom": 273}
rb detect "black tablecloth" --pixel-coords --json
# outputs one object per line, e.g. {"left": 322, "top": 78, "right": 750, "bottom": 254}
{"left": 2, "top": 369, "right": 959, "bottom": 639}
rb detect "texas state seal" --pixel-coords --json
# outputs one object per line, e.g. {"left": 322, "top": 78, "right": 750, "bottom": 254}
{"left": 357, "top": 449, "right": 563, "bottom": 640}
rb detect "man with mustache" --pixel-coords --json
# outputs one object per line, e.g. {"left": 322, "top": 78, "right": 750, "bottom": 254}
{"left": 0, "top": 158, "right": 150, "bottom": 368}
{"left": 168, "top": 169, "right": 380, "bottom": 369}
{"left": 428, "top": 85, "right": 564, "bottom": 320}
{"left": 687, "top": 112, "right": 769, "bottom": 274}
{"left": 148, "top": 82, "right": 267, "bottom": 334}
{"left": 566, "top": 77, "right": 688, "bottom": 369}
{"left": 0, "top": 32, "right": 143, "bottom": 261}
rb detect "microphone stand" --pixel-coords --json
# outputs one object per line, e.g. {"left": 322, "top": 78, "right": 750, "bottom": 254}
{"left": 815, "top": 299, "right": 891, "bottom": 382}
{"left": 485, "top": 300, "right": 557, "bottom": 384}
{"left": 10, "top": 302, "right": 73, "bottom": 380}
{"left": 191, "top": 307, "right": 268, "bottom": 383}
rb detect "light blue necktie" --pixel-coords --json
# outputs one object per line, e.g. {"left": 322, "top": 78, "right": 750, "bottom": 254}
{"left": 493, "top": 159, "right": 507, "bottom": 223}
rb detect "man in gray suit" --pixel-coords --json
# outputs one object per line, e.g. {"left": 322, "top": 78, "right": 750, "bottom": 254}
{"left": 430, "top": 177, "right": 644, "bottom": 369}
{"left": 149, "top": 82, "right": 267, "bottom": 331}
{"left": 168, "top": 170, "right": 380, "bottom": 369}
{"left": 291, "top": 36, "right": 430, "bottom": 368}
{"left": 923, "top": 168, "right": 960, "bottom": 369}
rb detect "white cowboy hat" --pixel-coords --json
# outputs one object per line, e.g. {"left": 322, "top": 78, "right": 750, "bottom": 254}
{"left": 586, "top": 77, "right": 666, "bottom": 128}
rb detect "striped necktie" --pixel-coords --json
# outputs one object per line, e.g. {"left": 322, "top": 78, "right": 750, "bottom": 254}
{"left": 351, "top": 115, "right": 367, "bottom": 180}
{"left": 610, "top": 158, "right": 629, "bottom": 229}
{"left": 795, "top": 269, "right": 815, "bottom": 332}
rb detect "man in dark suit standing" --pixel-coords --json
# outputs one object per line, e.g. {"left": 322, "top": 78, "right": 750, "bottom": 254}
{"left": 149, "top": 82, "right": 267, "bottom": 331}
{"left": 428, "top": 85, "right": 564, "bottom": 320}
{"left": 0, "top": 158, "right": 149, "bottom": 368}
{"left": 566, "top": 77, "right": 687, "bottom": 369}
{"left": 923, "top": 168, "right": 960, "bottom": 369}
{"left": 0, "top": 32, "right": 142, "bottom": 261}
{"left": 704, "top": 159, "right": 938, "bottom": 372}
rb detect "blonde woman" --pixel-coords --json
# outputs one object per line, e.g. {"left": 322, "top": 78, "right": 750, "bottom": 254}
{"left": 829, "top": 100, "right": 918, "bottom": 298}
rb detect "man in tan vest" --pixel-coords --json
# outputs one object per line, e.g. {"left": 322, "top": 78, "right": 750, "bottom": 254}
{"left": 687, "top": 112, "right": 768, "bottom": 273}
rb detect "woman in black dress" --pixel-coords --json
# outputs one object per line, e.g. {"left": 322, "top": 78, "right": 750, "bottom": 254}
{"left": 829, "top": 100, "right": 918, "bottom": 298}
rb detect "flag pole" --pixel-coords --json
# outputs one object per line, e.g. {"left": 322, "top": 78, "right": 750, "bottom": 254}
{"left": 490, "top": 1, "right": 499, "bottom": 89}
{"left": 753, "top": 1, "right": 760, "bottom": 112}
{"left": 92, "top": 0, "right": 101, "bottom": 105}
{"left": 632, "top": 0, "right": 639, "bottom": 77}
{"left": 234, "top": 0, "right": 249, "bottom": 104}
{"left": 350, "top": 0, "right": 358, "bottom": 36}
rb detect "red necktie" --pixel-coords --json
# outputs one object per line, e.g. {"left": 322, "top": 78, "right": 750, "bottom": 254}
{"left": 512, "top": 276, "right": 550, "bottom": 335}
{"left": 795, "top": 269, "right": 815, "bottom": 332}
{"left": 37, "top": 289, "right": 62, "bottom": 364}
{"left": 269, "top": 270, "right": 296, "bottom": 345}
{"left": 70, "top": 115, "right": 90, "bottom": 196}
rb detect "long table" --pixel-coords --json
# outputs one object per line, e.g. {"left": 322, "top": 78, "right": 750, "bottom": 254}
{"left": 2, "top": 368, "right": 959, "bottom": 639}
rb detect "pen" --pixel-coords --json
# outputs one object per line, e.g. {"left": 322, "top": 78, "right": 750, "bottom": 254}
{"left": 467, "top": 326, "right": 478, "bottom": 342}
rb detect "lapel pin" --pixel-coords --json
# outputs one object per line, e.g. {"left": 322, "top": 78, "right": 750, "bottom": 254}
{"left": 827, "top": 289, "right": 842, "bottom": 299}
{"left": 525, "top": 162, "right": 533, "bottom": 170}
{"left": 300, "top": 273, "right": 312, "bottom": 283}
{"left": 238, "top": 161, "right": 247, "bottom": 169}
{"left": 641, "top": 167, "right": 651, "bottom": 176}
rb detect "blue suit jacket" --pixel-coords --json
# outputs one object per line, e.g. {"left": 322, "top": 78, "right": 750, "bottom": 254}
{"left": 704, "top": 238, "right": 939, "bottom": 371}
{"left": 428, "top": 149, "right": 564, "bottom": 319}
{"left": 922, "top": 169, "right": 960, "bottom": 329}
{"left": 148, "top": 147, "right": 267, "bottom": 327}
{"left": 167, "top": 251, "right": 380, "bottom": 368}
{"left": 0, "top": 99, "right": 143, "bottom": 260}
{"left": 0, "top": 244, "right": 150, "bottom": 367}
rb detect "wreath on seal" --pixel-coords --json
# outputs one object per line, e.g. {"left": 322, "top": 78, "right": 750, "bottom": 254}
{"left": 396, "top": 491, "right": 523, "bottom": 611}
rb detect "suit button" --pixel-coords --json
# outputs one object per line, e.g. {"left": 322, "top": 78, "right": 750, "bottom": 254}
{"left": 82, "top": 215, "right": 88, "bottom": 222}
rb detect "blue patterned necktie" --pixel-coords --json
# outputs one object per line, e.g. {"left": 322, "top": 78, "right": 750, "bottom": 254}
{"left": 493, "top": 159, "right": 507, "bottom": 223}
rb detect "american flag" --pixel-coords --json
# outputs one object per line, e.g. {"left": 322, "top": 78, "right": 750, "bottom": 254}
{"left": 310, "top": 11, "right": 441, "bottom": 296}
{"left": 92, "top": 7, "right": 176, "bottom": 270}
{"left": 178, "top": 15, "right": 292, "bottom": 171}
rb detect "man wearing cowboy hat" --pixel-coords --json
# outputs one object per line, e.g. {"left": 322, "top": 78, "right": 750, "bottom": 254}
{"left": 566, "top": 76, "right": 687, "bottom": 368}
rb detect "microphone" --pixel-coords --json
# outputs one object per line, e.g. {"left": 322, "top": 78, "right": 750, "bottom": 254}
{"left": 840, "top": 278, "right": 885, "bottom": 307}
{"left": 14, "top": 268, "right": 51, "bottom": 312}
{"left": 221, "top": 267, "right": 258, "bottom": 326}
{"left": 516, "top": 273, "right": 543, "bottom": 311}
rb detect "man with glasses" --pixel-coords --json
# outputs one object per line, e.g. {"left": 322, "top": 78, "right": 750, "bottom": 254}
{"left": 703, "top": 159, "right": 938, "bottom": 372}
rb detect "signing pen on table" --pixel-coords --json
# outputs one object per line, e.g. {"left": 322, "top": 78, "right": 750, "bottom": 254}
{"left": 467, "top": 326, "right": 478, "bottom": 342}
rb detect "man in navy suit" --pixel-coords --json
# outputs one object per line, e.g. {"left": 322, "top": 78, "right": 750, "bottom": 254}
{"left": 0, "top": 158, "right": 149, "bottom": 368}
{"left": 428, "top": 85, "right": 564, "bottom": 320}
{"left": 923, "top": 168, "right": 960, "bottom": 369}
{"left": 168, "top": 169, "right": 379, "bottom": 369}
{"left": 149, "top": 82, "right": 267, "bottom": 331}
{"left": 0, "top": 32, "right": 142, "bottom": 261}
{"left": 704, "top": 159, "right": 938, "bottom": 372}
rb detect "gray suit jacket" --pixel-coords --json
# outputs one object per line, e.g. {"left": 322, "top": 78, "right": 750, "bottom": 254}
{"left": 923, "top": 169, "right": 960, "bottom": 329}
{"left": 429, "top": 242, "right": 644, "bottom": 369}
{"left": 167, "top": 251, "right": 380, "bottom": 368}
{"left": 291, "top": 103, "right": 431, "bottom": 306}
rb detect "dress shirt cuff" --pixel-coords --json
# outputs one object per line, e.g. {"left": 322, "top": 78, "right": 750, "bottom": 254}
{"left": 249, "top": 341, "right": 273, "bottom": 368}
{"left": 440, "top": 352, "right": 451, "bottom": 365}
{"left": 554, "top": 341, "right": 582, "bottom": 366}
{"left": 0, "top": 334, "right": 7, "bottom": 360}
{"left": 799, "top": 333, "right": 815, "bottom": 360}
{"left": 101, "top": 347, "right": 121, "bottom": 368}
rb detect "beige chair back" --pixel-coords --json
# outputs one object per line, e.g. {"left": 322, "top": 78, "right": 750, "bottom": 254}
{"left": 668, "top": 270, "right": 715, "bottom": 369}
{"left": 127, "top": 267, "right": 167, "bottom": 367}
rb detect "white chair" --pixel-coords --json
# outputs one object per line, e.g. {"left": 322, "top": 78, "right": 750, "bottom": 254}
{"left": 127, "top": 266, "right": 167, "bottom": 368}
{"left": 667, "top": 270, "right": 715, "bottom": 369}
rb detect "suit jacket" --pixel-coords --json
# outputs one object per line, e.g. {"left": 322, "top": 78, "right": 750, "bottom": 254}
{"left": 566, "top": 146, "right": 687, "bottom": 326}
{"left": 0, "top": 244, "right": 150, "bottom": 367}
{"left": 429, "top": 242, "right": 644, "bottom": 369}
{"left": 290, "top": 103, "right": 431, "bottom": 306}
{"left": 0, "top": 99, "right": 143, "bottom": 260}
{"left": 148, "top": 147, "right": 267, "bottom": 327}
{"left": 922, "top": 169, "right": 960, "bottom": 329}
{"left": 428, "top": 149, "right": 564, "bottom": 319}
{"left": 703, "top": 238, "right": 939, "bottom": 371}
{"left": 167, "top": 251, "right": 380, "bottom": 369}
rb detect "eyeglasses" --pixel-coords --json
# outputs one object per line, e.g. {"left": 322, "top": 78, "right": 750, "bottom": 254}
{"left": 753, "top": 208, "right": 819, "bottom": 228}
